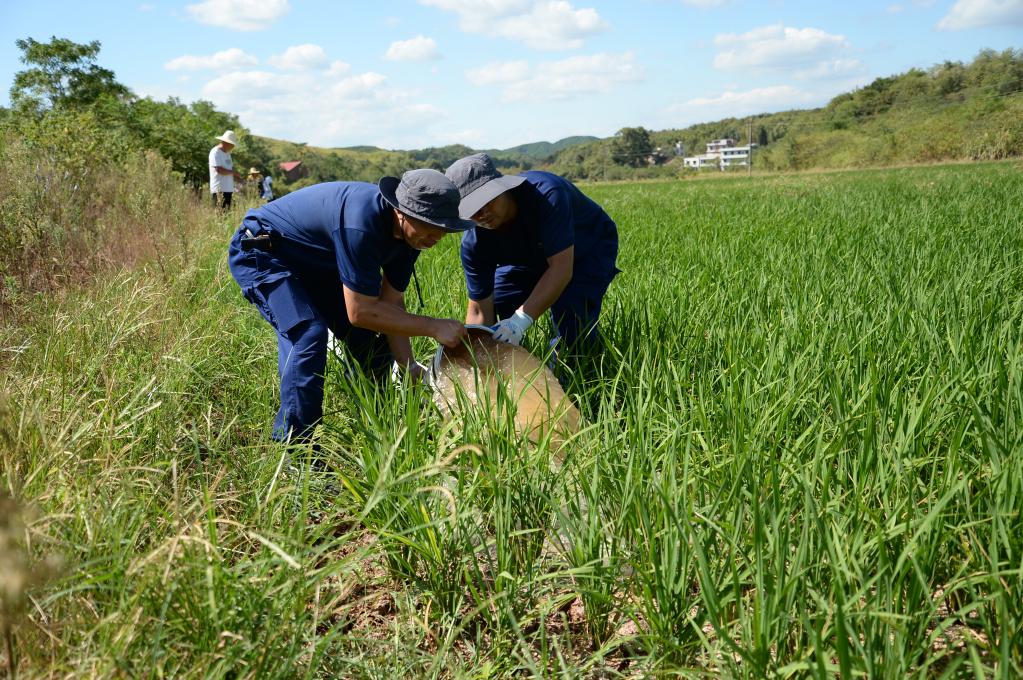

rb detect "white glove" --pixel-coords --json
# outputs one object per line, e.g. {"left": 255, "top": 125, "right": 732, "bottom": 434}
{"left": 390, "top": 360, "right": 430, "bottom": 386}
{"left": 492, "top": 308, "right": 533, "bottom": 346}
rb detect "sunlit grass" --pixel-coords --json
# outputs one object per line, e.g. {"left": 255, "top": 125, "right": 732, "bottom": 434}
{"left": 2, "top": 162, "right": 1021, "bottom": 677}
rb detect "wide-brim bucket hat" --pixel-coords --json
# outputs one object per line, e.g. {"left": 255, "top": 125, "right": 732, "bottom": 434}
{"left": 248, "top": 167, "right": 261, "bottom": 176}
{"left": 217, "top": 130, "right": 238, "bottom": 145}
{"left": 445, "top": 153, "right": 526, "bottom": 220}
{"left": 379, "top": 169, "right": 476, "bottom": 233}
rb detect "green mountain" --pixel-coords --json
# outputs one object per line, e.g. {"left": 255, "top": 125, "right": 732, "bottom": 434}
{"left": 490, "top": 136, "right": 600, "bottom": 160}
{"left": 257, "top": 48, "right": 1021, "bottom": 188}
{"left": 546, "top": 48, "right": 1023, "bottom": 180}
{"left": 339, "top": 145, "right": 388, "bottom": 153}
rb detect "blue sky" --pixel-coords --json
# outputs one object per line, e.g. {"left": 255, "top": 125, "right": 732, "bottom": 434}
{"left": 2, "top": 0, "right": 1020, "bottom": 149}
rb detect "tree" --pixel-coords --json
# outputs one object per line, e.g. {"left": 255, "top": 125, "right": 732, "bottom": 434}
{"left": 611, "top": 126, "right": 652, "bottom": 167}
{"left": 127, "top": 97, "right": 272, "bottom": 189}
{"left": 10, "top": 37, "right": 130, "bottom": 112}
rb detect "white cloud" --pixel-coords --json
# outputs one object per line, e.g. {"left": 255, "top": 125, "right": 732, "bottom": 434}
{"left": 164, "top": 48, "right": 258, "bottom": 71}
{"left": 793, "top": 58, "right": 867, "bottom": 81}
{"left": 466, "top": 60, "right": 531, "bottom": 85}
{"left": 466, "top": 52, "right": 643, "bottom": 102}
{"left": 419, "top": 0, "right": 607, "bottom": 50}
{"left": 714, "top": 24, "right": 849, "bottom": 70}
{"left": 685, "top": 85, "right": 819, "bottom": 109}
{"left": 385, "top": 36, "right": 441, "bottom": 62}
{"left": 186, "top": 0, "right": 290, "bottom": 31}
{"left": 937, "top": 0, "right": 1023, "bottom": 29}
{"left": 886, "top": 4, "right": 905, "bottom": 13}
{"left": 199, "top": 67, "right": 447, "bottom": 148}
{"left": 665, "top": 85, "right": 823, "bottom": 124}
{"left": 268, "top": 44, "right": 328, "bottom": 71}
{"left": 327, "top": 60, "right": 352, "bottom": 77}
{"left": 202, "top": 70, "right": 290, "bottom": 99}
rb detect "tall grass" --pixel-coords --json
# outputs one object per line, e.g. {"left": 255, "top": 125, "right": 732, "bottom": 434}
{"left": 2, "top": 161, "right": 1021, "bottom": 676}
{"left": 0, "top": 111, "right": 221, "bottom": 320}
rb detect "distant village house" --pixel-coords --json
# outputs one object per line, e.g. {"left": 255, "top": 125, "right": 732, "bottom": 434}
{"left": 279, "top": 160, "right": 309, "bottom": 182}
{"left": 684, "top": 138, "right": 755, "bottom": 170}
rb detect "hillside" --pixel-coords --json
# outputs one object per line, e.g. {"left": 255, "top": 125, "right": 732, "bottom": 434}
{"left": 253, "top": 49, "right": 1022, "bottom": 190}
{"left": 5, "top": 39, "right": 1018, "bottom": 199}
{"left": 546, "top": 48, "right": 1023, "bottom": 180}
{"left": 254, "top": 135, "right": 600, "bottom": 192}
{"left": 490, "top": 135, "right": 600, "bottom": 160}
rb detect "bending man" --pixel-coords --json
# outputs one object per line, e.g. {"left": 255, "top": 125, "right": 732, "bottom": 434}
{"left": 228, "top": 169, "right": 473, "bottom": 442}
{"left": 445, "top": 153, "right": 619, "bottom": 356}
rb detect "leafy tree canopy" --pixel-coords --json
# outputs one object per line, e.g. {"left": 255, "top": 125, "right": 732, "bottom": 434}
{"left": 611, "top": 127, "right": 653, "bottom": 167}
{"left": 10, "top": 37, "right": 130, "bottom": 112}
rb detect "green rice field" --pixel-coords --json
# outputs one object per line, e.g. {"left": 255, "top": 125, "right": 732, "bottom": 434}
{"left": 2, "top": 161, "right": 1022, "bottom": 677}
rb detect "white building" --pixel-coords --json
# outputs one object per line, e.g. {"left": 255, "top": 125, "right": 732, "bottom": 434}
{"left": 683, "top": 138, "right": 755, "bottom": 170}
{"left": 707, "top": 138, "right": 736, "bottom": 153}
{"left": 684, "top": 154, "right": 719, "bottom": 169}
{"left": 720, "top": 145, "right": 753, "bottom": 167}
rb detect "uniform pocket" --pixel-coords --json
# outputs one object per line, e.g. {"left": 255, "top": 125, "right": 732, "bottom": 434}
{"left": 246, "top": 276, "right": 316, "bottom": 334}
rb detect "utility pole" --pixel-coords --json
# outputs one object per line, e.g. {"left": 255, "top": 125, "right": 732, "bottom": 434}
{"left": 748, "top": 117, "right": 753, "bottom": 178}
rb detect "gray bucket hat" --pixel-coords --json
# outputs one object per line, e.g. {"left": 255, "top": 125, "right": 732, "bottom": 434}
{"left": 379, "top": 169, "right": 476, "bottom": 233}
{"left": 445, "top": 153, "right": 526, "bottom": 220}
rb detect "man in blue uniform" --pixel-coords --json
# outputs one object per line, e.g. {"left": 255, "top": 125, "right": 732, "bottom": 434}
{"left": 445, "top": 153, "right": 619, "bottom": 355}
{"left": 228, "top": 169, "right": 474, "bottom": 442}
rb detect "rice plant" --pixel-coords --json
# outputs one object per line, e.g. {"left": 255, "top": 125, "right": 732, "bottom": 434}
{"left": 1, "top": 161, "right": 1021, "bottom": 677}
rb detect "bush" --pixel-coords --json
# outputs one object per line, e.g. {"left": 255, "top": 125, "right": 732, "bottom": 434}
{"left": 0, "top": 110, "right": 221, "bottom": 319}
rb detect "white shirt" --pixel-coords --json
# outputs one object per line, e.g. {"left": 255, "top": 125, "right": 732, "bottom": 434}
{"left": 209, "top": 146, "right": 234, "bottom": 193}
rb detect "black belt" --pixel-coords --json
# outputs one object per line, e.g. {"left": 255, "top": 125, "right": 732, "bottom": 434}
{"left": 240, "top": 228, "right": 276, "bottom": 252}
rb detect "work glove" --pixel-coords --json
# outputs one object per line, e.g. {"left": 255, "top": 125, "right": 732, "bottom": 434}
{"left": 492, "top": 308, "right": 533, "bottom": 346}
{"left": 390, "top": 360, "right": 431, "bottom": 387}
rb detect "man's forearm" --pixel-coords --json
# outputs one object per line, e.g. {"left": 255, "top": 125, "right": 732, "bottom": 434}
{"left": 387, "top": 334, "right": 415, "bottom": 364}
{"left": 521, "top": 265, "right": 571, "bottom": 320}
{"left": 466, "top": 297, "right": 495, "bottom": 325}
{"left": 350, "top": 297, "right": 438, "bottom": 337}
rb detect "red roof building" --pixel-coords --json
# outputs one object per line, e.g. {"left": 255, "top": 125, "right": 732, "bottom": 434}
{"left": 279, "top": 160, "right": 308, "bottom": 182}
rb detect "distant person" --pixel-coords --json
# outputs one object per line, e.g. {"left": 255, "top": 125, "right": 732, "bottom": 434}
{"left": 248, "top": 167, "right": 272, "bottom": 202}
{"left": 261, "top": 171, "right": 274, "bottom": 202}
{"left": 674, "top": 140, "right": 683, "bottom": 156}
{"left": 445, "top": 153, "right": 619, "bottom": 361}
{"left": 227, "top": 170, "right": 473, "bottom": 443}
{"left": 209, "top": 130, "right": 240, "bottom": 211}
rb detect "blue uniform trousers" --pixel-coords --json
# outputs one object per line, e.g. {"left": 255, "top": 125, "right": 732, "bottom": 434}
{"left": 492, "top": 265, "right": 614, "bottom": 353}
{"left": 228, "top": 227, "right": 391, "bottom": 442}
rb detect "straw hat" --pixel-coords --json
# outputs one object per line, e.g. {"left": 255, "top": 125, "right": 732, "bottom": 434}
{"left": 248, "top": 167, "right": 261, "bottom": 177}
{"left": 216, "top": 130, "right": 238, "bottom": 145}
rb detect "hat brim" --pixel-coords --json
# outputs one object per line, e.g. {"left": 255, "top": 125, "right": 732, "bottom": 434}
{"left": 457, "top": 174, "right": 526, "bottom": 220}
{"left": 217, "top": 135, "right": 236, "bottom": 144}
{"left": 378, "top": 176, "right": 476, "bottom": 233}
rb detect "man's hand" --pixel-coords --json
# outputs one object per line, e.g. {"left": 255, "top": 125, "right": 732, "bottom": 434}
{"left": 492, "top": 308, "right": 533, "bottom": 346}
{"left": 408, "top": 361, "right": 429, "bottom": 382}
{"left": 432, "top": 319, "right": 468, "bottom": 348}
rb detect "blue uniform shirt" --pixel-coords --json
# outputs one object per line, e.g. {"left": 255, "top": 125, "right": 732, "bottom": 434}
{"left": 460, "top": 171, "right": 618, "bottom": 301}
{"left": 243, "top": 181, "right": 418, "bottom": 296}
